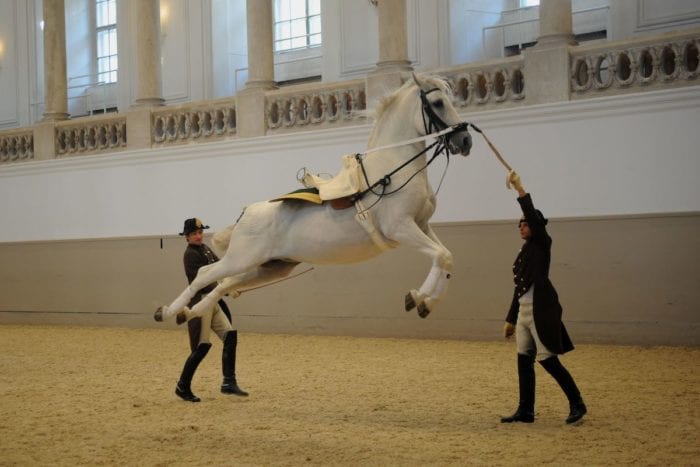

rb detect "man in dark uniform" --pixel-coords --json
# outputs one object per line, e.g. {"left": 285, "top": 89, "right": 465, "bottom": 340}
{"left": 174, "top": 217, "right": 248, "bottom": 402}
{"left": 500, "top": 171, "right": 587, "bottom": 424}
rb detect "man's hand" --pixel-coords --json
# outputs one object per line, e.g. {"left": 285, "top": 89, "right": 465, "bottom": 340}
{"left": 503, "top": 322, "right": 515, "bottom": 339}
{"left": 506, "top": 170, "right": 523, "bottom": 191}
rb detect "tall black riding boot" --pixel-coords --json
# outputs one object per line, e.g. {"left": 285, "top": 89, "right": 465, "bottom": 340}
{"left": 221, "top": 330, "right": 248, "bottom": 396}
{"left": 501, "top": 353, "right": 535, "bottom": 423}
{"left": 540, "top": 356, "right": 587, "bottom": 424}
{"left": 175, "top": 342, "right": 212, "bottom": 402}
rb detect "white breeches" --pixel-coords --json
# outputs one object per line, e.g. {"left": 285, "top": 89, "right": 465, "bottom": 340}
{"left": 195, "top": 303, "right": 233, "bottom": 346}
{"left": 515, "top": 304, "right": 554, "bottom": 361}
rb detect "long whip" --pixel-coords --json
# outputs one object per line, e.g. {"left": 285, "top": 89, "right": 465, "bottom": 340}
{"left": 469, "top": 123, "right": 513, "bottom": 172}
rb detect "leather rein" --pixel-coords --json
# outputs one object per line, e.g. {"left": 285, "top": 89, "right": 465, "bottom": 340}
{"left": 351, "top": 87, "right": 468, "bottom": 206}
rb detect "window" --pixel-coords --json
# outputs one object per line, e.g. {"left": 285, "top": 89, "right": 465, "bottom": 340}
{"left": 273, "top": 0, "right": 321, "bottom": 52}
{"left": 96, "top": 0, "right": 118, "bottom": 83}
{"left": 520, "top": 0, "right": 539, "bottom": 6}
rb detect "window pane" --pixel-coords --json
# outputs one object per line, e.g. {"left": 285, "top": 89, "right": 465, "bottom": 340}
{"left": 309, "top": 33, "right": 321, "bottom": 46}
{"left": 290, "top": 0, "right": 306, "bottom": 20}
{"left": 98, "top": 57, "right": 108, "bottom": 74}
{"left": 276, "top": 0, "right": 291, "bottom": 21}
{"left": 108, "top": 0, "right": 116, "bottom": 24}
{"left": 309, "top": 15, "right": 320, "bottom": 34}
{"left": 96, "top": 1, "right": 109, "bottom": 27}
{"left": 275, "top": 39, "right": 291, "bottom": 52}
{"left": 97, "top": 30, "right": 110, "bottom": 56}
{"left": 308, "top": 0, "right": 320, "bottom": 16}
{"left": 291, "top": 18, "right": 306, "bottom": 38}
{"left": 291, "top": 36, "right": 305, "bottom": 49}
{"left": 108, "top": 28, "right": 118, "bottom": 55}
{"left": 275, "top": 21, "right": 290, "bottom": 39}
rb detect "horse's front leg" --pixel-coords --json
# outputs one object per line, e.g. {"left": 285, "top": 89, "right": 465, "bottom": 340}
{"left": 187, "top": 261, "right": 300, "bottom": 319}
{"left": 157, "top": 261, "right": 233, "bottom": 321}
{"left": 389, "top": 221, "right": 453, "bottom": 318}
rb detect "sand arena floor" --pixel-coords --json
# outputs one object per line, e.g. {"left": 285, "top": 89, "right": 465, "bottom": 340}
{"left": 0, "top": 324, "right": 698, "bottom": 466}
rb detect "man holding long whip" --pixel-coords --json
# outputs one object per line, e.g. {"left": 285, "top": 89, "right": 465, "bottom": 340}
{"left": 474, "top": 126, "right": 587, "bottom": 424}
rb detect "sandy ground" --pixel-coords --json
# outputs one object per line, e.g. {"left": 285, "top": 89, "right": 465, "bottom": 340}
{"left": 0, "top": 325, "right": 698, "bottom": 466}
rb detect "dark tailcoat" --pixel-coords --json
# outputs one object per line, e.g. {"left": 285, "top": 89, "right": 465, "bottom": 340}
{"left": 506, "top": 194, "right": 574, "bottom": 355}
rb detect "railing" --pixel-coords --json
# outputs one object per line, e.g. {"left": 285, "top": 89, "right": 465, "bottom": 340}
{"left": 151, "top": 96, "right": 237, "bottom": 146}
{"left": 436, "top": 55, "right": 526, "bottom": 110}
{"left": 0, "top": 129, "right": 34, "bottom": 163}
{"left": 570, "top": 30, "right": 699, "bottom": 98}
{"left": 265, "top": 79, "right": 367, "bottom": 132}
{"left": 55, "top": 114, "right": 127, "bottom": 156}
{"left": 1, "top": 27, "right": 698, "bottom": 165}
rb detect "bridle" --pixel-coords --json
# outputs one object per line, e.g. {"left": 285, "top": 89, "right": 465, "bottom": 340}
{"left": 420, "top": 87, "right": 451, "bottom": 134}
{"left": 351, "top": 85, "right": 468, "bottom": 208}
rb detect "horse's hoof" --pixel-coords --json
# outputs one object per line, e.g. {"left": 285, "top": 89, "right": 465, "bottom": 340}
{"left": 405, "top": 292, "right": 416, "bottom": 311}
{"left": 417, "top": 303, "right": 430, "bottom": 319}
{"left": 175, "top": 312, "right": 187, "bottom": 325}
{"left": 154, "top": 307, "right": 164, "bottom": 322}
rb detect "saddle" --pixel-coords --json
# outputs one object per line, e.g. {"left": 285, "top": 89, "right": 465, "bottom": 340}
{"left": 269, "top": 188, "right": 354, "bottom": 210}
{"left": 267, "top": 157, "right": 397, "bottom": 252}
{"left": 270, "top": 154, "right": 363, "bottom": 210}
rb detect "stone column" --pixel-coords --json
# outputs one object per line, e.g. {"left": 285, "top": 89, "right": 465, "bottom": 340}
{"left": 237, "top": 0, "right": 276, "bottom": 137}
{"left": 41, "top": 0, "right": 69, "bottom": 121}
{"left": 366, "top": 0, "right": 413, "bottom": 106}
{"left": 245, "top": 0, "right": 275, "bottom": 90}
{"left": 376, "top": 0, "right": 412, "bottom": 71}
{"left": 536, "top": 0, "right": 577, "bottom": 48}
{"left": 133, "top": 0, "right": 164, "bottom": 106}
{"left": 523, "top": 0, "right": 576, "bottom": 105}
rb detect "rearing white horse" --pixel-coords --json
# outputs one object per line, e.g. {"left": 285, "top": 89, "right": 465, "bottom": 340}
{"left": 156, "top": 74, "right": 472, "bottom": 322}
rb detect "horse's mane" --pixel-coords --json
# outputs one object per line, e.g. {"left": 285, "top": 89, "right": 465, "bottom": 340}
{"left": 372, "top": 75, "right": 453, "bottom": 122}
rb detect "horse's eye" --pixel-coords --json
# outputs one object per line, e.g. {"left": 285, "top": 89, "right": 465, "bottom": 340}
{"left": 433, "top": 99, "right": 444, "bottom": 109}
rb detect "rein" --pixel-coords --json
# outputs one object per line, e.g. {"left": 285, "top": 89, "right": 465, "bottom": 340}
{"left": 350, "top": 84, "right": 473, "bottom": 212}
{"left": 351, "top": 122, "right": 468, "bottom": 210}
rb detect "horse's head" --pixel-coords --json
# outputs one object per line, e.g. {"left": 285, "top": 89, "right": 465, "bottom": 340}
{"left": 411, "top": 73, "right": 472, "bottom": 157}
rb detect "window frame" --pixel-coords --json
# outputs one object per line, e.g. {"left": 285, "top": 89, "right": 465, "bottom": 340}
{"left": 95, "top": 0, "right": 118, "bottom": 84}
{"left": 273, "top": 0, "right": 321, "bottom": 54}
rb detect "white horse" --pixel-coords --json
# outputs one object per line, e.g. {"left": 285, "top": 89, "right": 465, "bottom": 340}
{"left": 157, "top": 74, "right": 472, "bottom": 322}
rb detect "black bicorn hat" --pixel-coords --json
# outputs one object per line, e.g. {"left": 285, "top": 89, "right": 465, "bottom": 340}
{"left": 179, "top": 218, "right": 210, "bottom": 236}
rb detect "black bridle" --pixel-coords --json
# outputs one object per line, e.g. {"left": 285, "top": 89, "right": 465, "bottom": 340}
{"left": 351, "top": 86, "right": 468, "bottom": 208}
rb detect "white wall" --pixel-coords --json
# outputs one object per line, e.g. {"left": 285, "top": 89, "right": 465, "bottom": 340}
{"left": 609, "top": 0, "right": 700, "bottom": 40}
{"left": 0, "top": 86, "right": 698, "bottom": 243}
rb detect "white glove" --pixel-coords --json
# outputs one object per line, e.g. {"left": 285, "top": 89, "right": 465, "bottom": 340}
{"left": 506, "top": 170, "right": 522, "bottom": 191}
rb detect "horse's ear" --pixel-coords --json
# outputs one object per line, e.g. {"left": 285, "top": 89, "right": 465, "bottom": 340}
{"left": 411, "top": 72, "right": 422, "bottom": 88}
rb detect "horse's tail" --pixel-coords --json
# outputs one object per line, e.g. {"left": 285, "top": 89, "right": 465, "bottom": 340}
{"left": 211, "top": 208, "right": 246, "bottom": 257}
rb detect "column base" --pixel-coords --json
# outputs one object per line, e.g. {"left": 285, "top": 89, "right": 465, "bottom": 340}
{"left": 243, "top": 80, "right": 277, "bottom": 92}
{"left": 133, "top": 97, "right": 165, "bottom": 107}
{"left": 41, "top": 112, "right": 70, "bottom": 122}
{"left": 535, "top": 34, "right": 578, "bottom": 49}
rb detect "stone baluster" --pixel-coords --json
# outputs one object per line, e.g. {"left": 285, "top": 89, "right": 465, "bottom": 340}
{"left": 524, "top": 0, "right": 576, "bottom": 104}
{"left": 366, "top": 0, "right": 413, "bottom": 106}
{"left": 237, "top": 0, "right": 277, "bottom": 137}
